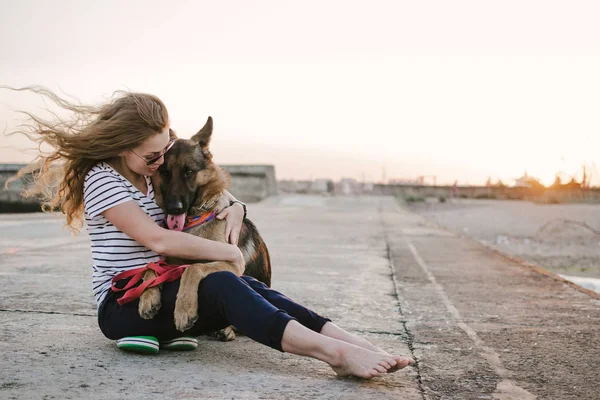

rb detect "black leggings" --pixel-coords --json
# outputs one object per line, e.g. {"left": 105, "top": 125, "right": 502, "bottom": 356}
{"left": 98, "top": 271, "right": 330, "bottom": 351}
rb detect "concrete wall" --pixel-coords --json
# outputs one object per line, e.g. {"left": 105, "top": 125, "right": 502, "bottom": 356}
{"left": 373, "top": 183, "right": 600, "bottom": 203}
{"left": 278, "top": 179, "right": 334, "bottom": 194}
{"left": 0, "top": 164, "right": 43, "bottom": 212}
{"left": 220, "top": 164, "right": 278, "bottom": 203}
{"left": 373, "top": 184, "right": 500, "bottom": 198}
{"left": 0, "top": 164, "right": 29, "bottom": 202}
{"left": 0, "top": 163, "right": 278, "bottom": 211}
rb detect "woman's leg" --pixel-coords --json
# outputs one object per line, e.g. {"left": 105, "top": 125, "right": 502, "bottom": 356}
{"left": 191, "top": 272, "right": 413, "bottom": 378}
{"left": 101, "top": 271, "right": 413, "bottom": 378}
{"left": 240, "top": 276, "right": 413, "bottom": 370}
{"left": 186, "top": 271, "right": 300, "bottom": 349}
{"left": 320, "top": 322, "right": 384, "bottom": 352}
{"left": 239, "top": 276, "right": 330, "bottom": 332}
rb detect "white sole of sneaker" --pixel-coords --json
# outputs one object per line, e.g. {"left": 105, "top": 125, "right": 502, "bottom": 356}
{"left": 160, "top": 337, "right": 199, "bottom": 350}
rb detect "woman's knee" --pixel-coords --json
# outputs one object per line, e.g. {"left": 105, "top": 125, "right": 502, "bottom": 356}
{"left": 241, "top": 275, "right": 268, "bottom": 289}
{"left": 201, "top": 270, "right": 240, "bottom": 292}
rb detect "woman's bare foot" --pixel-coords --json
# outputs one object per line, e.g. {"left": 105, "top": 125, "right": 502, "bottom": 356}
{"left": 281, "top": 320, "right": 412, "bottom": 379}
{"left": 330, "top": 343, "right": 399, "bottom": 379}
{"left": 384, "top": 355, "right": 414, "bottom": 372}
{"left": 320, "top": 322, "right": 414, "bottom": 372}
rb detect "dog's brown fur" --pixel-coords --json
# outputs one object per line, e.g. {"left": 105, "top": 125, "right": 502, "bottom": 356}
{"left": 138, "top": 117, "right": 272, "bottom": 335}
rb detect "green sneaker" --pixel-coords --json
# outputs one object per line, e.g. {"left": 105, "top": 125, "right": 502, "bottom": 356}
{"left": 116, "top": 336, "right": 159, "bottom": 354}
{"left": 160, "top": 336, "right": 198, "bottom": 351}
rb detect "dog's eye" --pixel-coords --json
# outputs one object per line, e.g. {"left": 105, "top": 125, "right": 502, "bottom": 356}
{"left": 184, "top": 169, "right": 194, "bottom": 177}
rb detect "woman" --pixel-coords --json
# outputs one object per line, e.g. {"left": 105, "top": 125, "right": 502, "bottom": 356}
{"left": 7, "top": 86, "right": 413, "bottom": 379}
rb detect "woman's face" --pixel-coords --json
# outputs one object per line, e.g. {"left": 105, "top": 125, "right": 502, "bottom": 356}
{"left": 124, "top": 126, "right": 171, "bottom": 177}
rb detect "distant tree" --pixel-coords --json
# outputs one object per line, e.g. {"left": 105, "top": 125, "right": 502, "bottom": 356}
{"left": 564, "top": 178, "right": 581, "bottom": 190}
{"left": 526, "top": 176, "right": 546, "bottom": 195}
{"left": 551, "top": 176, "right": 562, "bottom": 189}
{"left": 326, "top": 180, "right": 334, "bottom": 193}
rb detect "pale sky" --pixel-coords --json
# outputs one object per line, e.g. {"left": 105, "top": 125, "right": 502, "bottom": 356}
{"left": 1, "top": 0, "right": 599, "bottom": 186}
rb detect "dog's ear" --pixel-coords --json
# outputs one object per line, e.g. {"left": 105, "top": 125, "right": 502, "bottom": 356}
{"left": 191, "top": 116, "right": 213, "bottom": 150}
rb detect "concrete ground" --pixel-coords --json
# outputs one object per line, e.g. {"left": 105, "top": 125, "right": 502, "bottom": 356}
{"left": 0, "top": 195, "right": 598, "bottom": 400}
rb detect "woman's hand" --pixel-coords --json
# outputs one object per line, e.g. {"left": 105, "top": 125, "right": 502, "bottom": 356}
{"left": 216, "top": 202, "right": 245, "bottom": 245}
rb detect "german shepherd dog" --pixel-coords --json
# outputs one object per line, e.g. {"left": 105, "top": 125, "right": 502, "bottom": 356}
{"left": 137, "top": 117, "right": 272, "bottom": 337}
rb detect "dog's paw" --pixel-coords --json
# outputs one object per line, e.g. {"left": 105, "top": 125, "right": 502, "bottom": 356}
{"left": 138, "top": 287, "right": 162, "bottom": 319}
{"left": 174, "top": 296, "right": 199, "bottom": 332}
{"left": 211, "top": 326, "right": 236, "bottom": 342}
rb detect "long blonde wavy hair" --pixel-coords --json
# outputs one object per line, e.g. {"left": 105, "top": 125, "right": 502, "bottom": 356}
{"left": 3, "top": 86, "right": 169, "bottom": 233}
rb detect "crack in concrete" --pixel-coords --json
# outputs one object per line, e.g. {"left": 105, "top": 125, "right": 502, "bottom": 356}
{"left": 355, "top": 329, "right": 410, "bottom": 339}
{"left": 379, "top": 206, "right": 427, "bottom": 400}
{"left": 385, "top": 241, "right": 428, "bottom": 400}
{"left": 0, "top": 308, "right": 95, "bottom": 317}
{"left": 356, "top": 330, "right": 438, "bottom": 347}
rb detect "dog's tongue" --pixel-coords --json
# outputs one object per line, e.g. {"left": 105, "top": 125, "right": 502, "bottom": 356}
{"left": 167, "top": 214, "right": 186, "bottom": 231}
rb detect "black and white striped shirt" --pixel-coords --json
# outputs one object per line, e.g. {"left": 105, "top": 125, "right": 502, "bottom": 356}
{"left": 83, "top": 162, "right": 165, "bottom": 306}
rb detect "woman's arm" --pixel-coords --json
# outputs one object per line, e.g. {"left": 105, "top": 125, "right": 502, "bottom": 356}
{"left": 102, "top": 201, "right": 245, "bottom": 273}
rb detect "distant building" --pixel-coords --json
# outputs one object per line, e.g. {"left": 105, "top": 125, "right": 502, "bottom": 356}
{"left": 339, "top": 178, "right": 359, "bottom": 195}
{"left": 277, "top": 179, "right": 312, "bottom": 194}
{"left": 310, "top": 179, "right": 332, "bottom": 194}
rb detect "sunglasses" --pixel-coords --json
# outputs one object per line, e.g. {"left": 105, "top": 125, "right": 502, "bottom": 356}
{"left": 132, "top": 138, "right": 175, "bottom": 166}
